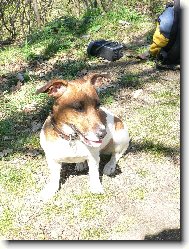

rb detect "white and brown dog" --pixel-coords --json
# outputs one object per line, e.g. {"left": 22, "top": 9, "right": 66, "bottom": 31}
{"left": 36, "top": 73, "right": 130, "bottom": 201}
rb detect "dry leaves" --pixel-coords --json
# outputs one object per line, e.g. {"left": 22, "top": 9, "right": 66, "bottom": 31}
{"left": 132, "top": 89, "right": 143, "bottom": 99}
{"left": 31, "top": 121, "right": 42, "bottom": 132}
{"left": 0, "top": 148, "right": 13, "bottom": 158}
{"left": 10, "top": 81, "right": 23, "bottom": 92}
{"left": 24, "top": 149, "right": 41, "bottom": 158}
{"left": 23, "top": 103, "right": 37, "bottom": 113}
{"left": 16, "top": 73, "right": 24, "bottom": 82}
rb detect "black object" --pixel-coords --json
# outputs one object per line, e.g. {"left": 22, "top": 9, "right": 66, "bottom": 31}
{"left": 158, "top": 0, "right": 180, "bottom": 65}
{"left": 87, "top": 40, "right": 124, "bottom": 61}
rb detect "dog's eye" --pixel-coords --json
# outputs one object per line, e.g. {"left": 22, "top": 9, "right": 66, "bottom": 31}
{"left": 72, "top": 102, "right": 84, "bottom": 112}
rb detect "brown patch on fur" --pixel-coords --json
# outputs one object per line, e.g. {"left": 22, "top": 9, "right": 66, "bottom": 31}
{"left": 99, "top": 109, "right": 107, "bottom": 126}
{"left": 36, "top": 79, "right": 68, "bottom": 98}
{"left": 39, "top": 74, "right": 111, "bottom": 141}
{"left": 114, "top": 116, "right": 124, "bottom": 130}
{"left": 43, "top": 116, "right": 59, "bottom": 141}
{"left": 48, "top": 79, "right": 107, "bottom": 138}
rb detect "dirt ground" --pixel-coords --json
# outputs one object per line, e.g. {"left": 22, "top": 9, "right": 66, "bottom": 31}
{"left": 1, "top": 56, "right": 179, "bottom": 240}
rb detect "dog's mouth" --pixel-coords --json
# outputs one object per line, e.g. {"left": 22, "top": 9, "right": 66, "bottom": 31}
{"left": 82, "top": 136, "right": 103, "bottom": 147}
{"left": 76, "top": 131, "right": 103, "bottom": 146}
{"left": 68, "top": 123, "right": 104, "bottom": 147}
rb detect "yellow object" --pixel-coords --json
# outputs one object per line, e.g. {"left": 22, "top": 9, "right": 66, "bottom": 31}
{"left": 149, "top": 23, "right": 169, "bottom": 57}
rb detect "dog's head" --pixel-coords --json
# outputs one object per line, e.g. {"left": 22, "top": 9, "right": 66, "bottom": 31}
{"left": 36, "top": 73, "right": 110, "bottom": 147}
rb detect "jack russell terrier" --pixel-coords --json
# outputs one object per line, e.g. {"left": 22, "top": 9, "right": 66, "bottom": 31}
{"left": 36, "top": 73, "right": 130, "bottom": 201}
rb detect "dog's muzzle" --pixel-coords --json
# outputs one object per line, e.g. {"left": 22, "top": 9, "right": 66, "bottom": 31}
{"left": 96, "top": 126, "right": 107, "bottom": 140}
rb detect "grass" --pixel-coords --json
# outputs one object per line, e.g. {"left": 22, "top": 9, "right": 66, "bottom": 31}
{"left": 136, "top": 169, "right": 149, "bottom": 178}
{"left": 0, "top": 207, "right": 13, "bottom": 235}
{"left": 128, "top": 187, "right": 148, "bottom": 201}
{"left": 0, "top": 4, "right": 180, "bottom": 240}
{"left": 73, "top": 193, "right": 107, "bottom": 220}
{"left": 81, "top": 227, "right": 107, "bottom": 240}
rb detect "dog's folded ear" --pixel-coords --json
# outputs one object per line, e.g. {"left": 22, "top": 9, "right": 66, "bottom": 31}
{"left": 84, "top": 73, "right": 110, "bottom": 87}
{"left": 36, "top": 79, "right": 68, "bottom": 98}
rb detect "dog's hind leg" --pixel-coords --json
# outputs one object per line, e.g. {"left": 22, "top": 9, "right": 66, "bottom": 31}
{"left": 39, "top": 157, "right": 62, "bottom": 202}
{"left": 103, "top": 128, "right": 130, "bottom": 176}
{"left": 103, "top": 152, "right": 122, "bottom": 176}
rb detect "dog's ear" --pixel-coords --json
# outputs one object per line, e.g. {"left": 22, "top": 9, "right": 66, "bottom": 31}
{"left": 36, "top": 79, "right": 68, "bottom": 98}
{"left": 84, "top": 73, "right": 110, "bottom": 87}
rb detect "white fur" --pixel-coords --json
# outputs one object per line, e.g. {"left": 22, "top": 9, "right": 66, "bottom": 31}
{"left": 85, "top": 131, "right": 102, "bottom": 142}
{"left": 39, "top": 107, "right": 130, "bottom": 202}
{"left": 61, "top": 123, "right": 75, "bottom": 135}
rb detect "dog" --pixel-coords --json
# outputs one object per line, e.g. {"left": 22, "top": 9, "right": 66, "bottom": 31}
{"left": 36, "top": 73, "right": 130, "bottom": 201}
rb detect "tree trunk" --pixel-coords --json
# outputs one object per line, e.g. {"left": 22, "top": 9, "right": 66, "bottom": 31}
{"left": 32, "top": 0, "right": 41, "bottom": 27}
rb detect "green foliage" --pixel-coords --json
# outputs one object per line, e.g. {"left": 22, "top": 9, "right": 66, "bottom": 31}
{"left": 107, "top": 6, "right": 143, "bottom": 23}
{"left": 113, "top": 0, "right": 167, "bottom": 17}
{"left": 0, "top": 0, "right": 167, "bottom": 44}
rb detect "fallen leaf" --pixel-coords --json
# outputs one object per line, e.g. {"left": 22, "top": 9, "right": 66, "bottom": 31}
{"left": 10, "top": 81, "right": 22, "bottom": 92}
{"left": 0, "top": 77, "right": 8, "bottom": 84}
{"left": 23, "top": 103, "right": 37, "bottom": 113}
{"left": 31, "top": 121, "right": 42, "bottom": 132}
{"left": 3, "top": 136, "right": 14, "bottom": 141}
{"left": 77, "top": 69, "right": 88, "bottom": 77}
{"left": 81, "top": 34, "right": 90, "bottom": 39}
{"left": 0, "top": 148, "right": 13, "bottom": 158}
{"left": 118, "top": 20, "right": 131, "bottom": 26}
{"left": 25, "top": 149, "right": 40, "bottom": 157}
{"left": 132, "top": 89, "right": 143, "bottom": 99}
{"left": 16, "top": 73, "right": 24, "bottom": 82}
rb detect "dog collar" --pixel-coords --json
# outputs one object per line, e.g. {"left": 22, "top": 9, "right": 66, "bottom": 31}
{"left": 50, "top": 114, "right": 78, "bottom": 142}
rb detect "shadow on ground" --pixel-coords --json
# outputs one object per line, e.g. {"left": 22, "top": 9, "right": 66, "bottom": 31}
{"left": 0, "top": 9, "right": 179, "bottom": 169}
{"left": 58, "top": 154, "right": 123, "bottom": 189}
{"left": 144, "top": 228, "right": 181, "bottom": 241}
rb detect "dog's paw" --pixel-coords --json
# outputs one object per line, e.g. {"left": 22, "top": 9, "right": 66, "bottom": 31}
{"left": 103, "top": 163, "right": 116, "bottom": 176}
{"left": 75, "top": 161, "right": 88, "bottom": 172}
{"left": 90, "top": 184, "right": 104, "bottom": 194}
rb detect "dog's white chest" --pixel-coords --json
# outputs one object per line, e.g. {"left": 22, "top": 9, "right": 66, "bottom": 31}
{"left": 40, "top": 131, "right": 89, "bottom": 163}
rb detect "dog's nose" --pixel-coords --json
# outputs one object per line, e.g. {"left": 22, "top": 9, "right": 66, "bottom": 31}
{"left": 96, "top": 127, "right": 107, "bottom": 140}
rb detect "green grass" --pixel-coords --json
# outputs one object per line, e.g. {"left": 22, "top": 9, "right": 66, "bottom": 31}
{"left": 0, "top": 4, "right": 180, "bottom": 240}
{"left": 0, "top": 207, "right": 14, "bottom": 235}
{"left": 128, "top": 187, "right": 148, "bottom": 201}
{"left": 0, "top": 6, "right": 149, "bottom": 72}
{"left": 136, "top": 169, "right": 149, "bottom": 178}
{"left": 99, "top": 88, "right": 115, "bottom": 105}
{"left": 4, "top": 171, "right": 32, "bottom": 195}
{"left": 81, "top": 227, "right": 107, "bottom": 240}
{"left": 113, "top": 215, "right": 137, "bottom": 234}
{"left": 120, "top": 74, "right": 140, "bottom": 88}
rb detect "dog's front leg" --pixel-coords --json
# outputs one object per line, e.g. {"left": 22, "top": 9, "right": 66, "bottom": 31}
{"left": 88, "top": 154, "right": 104, "bottom": 194}
{"left": 39, "top": 157, "right": 62, "bottom": 202}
